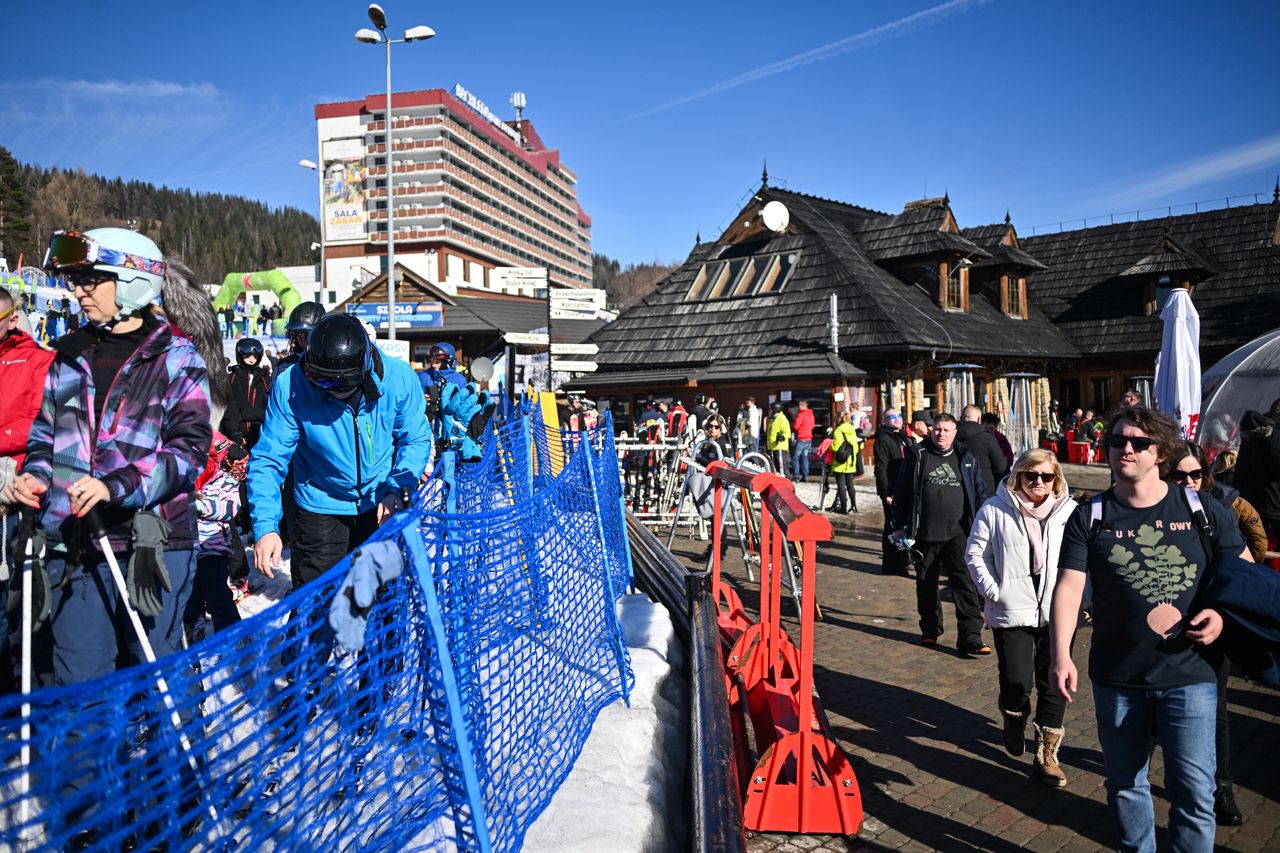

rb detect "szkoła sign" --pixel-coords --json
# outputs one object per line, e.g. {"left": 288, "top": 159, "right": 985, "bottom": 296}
{"left": 347, "top": 302, "right": 444, "bottom": 329}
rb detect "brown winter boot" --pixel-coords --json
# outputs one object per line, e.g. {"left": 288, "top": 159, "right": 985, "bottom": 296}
{"left": 1033, "top": 723, "right": 1068, "bottom": 788}
{"left": 1001, "top": 709, "right": 1028, "bottom": 757}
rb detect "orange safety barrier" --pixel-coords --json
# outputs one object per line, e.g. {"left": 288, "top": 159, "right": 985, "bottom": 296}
{"left": 704, "top": 460, "right": 863, "bottom": 836}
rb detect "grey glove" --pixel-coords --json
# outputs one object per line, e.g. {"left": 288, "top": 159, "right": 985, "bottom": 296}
{"left": 127, "top": 511, "right": 173, "bottom": 618}
{"left": 328, "top": 539, "right": 405, "bottom": 653}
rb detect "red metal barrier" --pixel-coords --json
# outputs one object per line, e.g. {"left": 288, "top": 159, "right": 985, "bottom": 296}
{"left": 704, "top": 460, "right": 863, "bottom": 837}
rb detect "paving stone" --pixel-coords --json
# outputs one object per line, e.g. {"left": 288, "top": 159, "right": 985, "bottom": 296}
{"left": 683, "top": 516, "right": 1280, "bottom": 853}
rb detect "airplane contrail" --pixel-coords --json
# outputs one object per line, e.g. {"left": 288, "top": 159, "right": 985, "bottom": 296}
{"left": 625, "top": 0, "right": 994, "bottom": 121}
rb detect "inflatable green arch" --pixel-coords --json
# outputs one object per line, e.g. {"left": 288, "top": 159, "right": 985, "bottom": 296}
{"left": 213, "top": 269, "right": 304, "bottom": 337}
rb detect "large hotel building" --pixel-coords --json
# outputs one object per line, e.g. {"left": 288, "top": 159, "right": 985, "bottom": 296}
{"left": 312, "top": 84, "right": 592, "bottom": 305}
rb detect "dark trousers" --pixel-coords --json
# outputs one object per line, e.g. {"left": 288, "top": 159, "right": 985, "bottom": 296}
{"left": 834, "top": 473, "right": 855, "bottom": 510}
{"left": 880, "top": 499, "right": 909, "bottom": 574}
{"left": 992, "top": 624, "right": 1068, "bottom": 727}
{"left": 292, "top": 507, "right": 380, "bottom": 591}
{"left": 914, "top": 535, "right": 983, "bottom": 647}
{"left": 184, "top": 552, "right": 242, "bottom": 633}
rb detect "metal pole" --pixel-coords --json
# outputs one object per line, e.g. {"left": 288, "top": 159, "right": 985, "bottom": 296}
{"left": 545, "top": 274, "right": 553, "bottom": 390}
{"left": 385, "top": 36, "right": 397, "bottom": 341}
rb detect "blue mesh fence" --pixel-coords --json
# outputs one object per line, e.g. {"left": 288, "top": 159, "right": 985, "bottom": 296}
{"left": 0, "top": 406, "right": 631, "bottom": 851}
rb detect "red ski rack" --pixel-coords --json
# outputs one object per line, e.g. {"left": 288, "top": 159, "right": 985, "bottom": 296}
{"left": 703, "top": 460, "right": 863, "bottom": 837}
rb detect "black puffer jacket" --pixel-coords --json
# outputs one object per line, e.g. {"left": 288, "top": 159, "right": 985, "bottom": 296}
{"left": 955, "top": 421, "right": 1009, "bottom": 495}
{"left": 873, "top": 424, "right": 908, "bottom": 500}
{"left": 1236, "top": 407, "right": 1280, "bottom": 522}
{"left": 221, "top": 364, "right": 272, "bottom": 448}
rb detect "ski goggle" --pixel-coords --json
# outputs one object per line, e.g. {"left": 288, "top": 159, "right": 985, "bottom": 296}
{"left": 43, "top": 230, "right": 167, "bottom": 278}
{"left": 302, "top": 352, "right": 368, "bottom": 395}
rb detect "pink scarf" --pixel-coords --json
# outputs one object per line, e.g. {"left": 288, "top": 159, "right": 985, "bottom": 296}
{"left": 1014, "top": 491, "right": 1061, "bottom": 575}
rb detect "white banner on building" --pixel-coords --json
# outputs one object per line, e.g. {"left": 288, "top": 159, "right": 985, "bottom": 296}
{"left": 323, "top": 137, "right": 368, "bottom": 243}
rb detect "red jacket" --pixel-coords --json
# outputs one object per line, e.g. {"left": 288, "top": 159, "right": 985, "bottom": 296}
{"left": 0, "top": 331, "right": 56, "bottom": 469}
{"left": 794, "top": 408, "right": 815, "bottom": 442}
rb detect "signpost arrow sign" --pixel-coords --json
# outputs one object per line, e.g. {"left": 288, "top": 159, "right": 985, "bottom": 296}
{"left": 555, "top": 360, "right": 598, "bottom": 373}
{"left": 550, "top": 343, "right": 600, "bottom": 356}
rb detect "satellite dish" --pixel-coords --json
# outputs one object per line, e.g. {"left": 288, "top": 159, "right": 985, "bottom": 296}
{"left": 762, "top": 200, "right": 790, "bottom": 233}
{"left": 471, "top": 356, "right": 495, "bottom": 383}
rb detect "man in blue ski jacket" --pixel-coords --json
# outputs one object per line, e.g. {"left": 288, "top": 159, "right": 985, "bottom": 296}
{"left": 249, "top": 314, "right": 430, "bottom": 589}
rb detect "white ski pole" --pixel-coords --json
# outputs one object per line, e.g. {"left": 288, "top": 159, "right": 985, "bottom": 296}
{"left": 17, "top": 508, "right": 40, "bottom": 846}
{"left": 83, "top": 509, "right": 221, "bottom": 829}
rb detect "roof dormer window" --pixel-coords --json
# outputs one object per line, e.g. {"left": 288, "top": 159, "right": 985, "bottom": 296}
{"left": 1002, "top": 274, "right": 1027, "bottom": 319}
{"left": 941, "top": 261, "right": 968, "bottom": 312}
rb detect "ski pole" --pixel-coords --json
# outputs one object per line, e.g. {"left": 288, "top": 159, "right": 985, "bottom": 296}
{"left": 83, "top": 509, "right": 221, "bottom": 830}
{"left": 18, "top": 507, "right": 40, "bottom": 846}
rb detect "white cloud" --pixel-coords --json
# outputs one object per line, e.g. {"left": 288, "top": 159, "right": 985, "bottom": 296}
{"left": 1112, "top": 133, "right": 1280, "bottom": 203}
{"left": 0, "top": 78, "right": 221, "bottom": 101}
{"left": 627, "top": 0, "right": 993, "bottom": 120}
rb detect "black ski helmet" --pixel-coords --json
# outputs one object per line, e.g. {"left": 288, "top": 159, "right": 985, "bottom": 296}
{"left": 235, "top": 337, "right": 264, "bottom": 366}
{"left": 286, "top": 301, "right": 326, "bottom": 352}
{"left": 694, "top": 393, "right": 707, "bottom": 406}
{"left": 303, "top": 314, "right": 370, "bottom": 395}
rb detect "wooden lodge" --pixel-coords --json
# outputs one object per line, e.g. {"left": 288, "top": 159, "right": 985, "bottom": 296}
{"left": 569, "top": 175, "right": 1280, "bottom": 441}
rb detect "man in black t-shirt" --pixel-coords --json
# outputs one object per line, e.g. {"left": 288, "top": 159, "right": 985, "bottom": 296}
{"left": 1050, "top": 407, "right": 1247, "bottom": 853}
{"left": 892, "top": 413, "right": 990, "bottom": 656}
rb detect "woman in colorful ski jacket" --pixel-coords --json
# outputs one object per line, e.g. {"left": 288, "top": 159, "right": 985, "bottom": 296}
{"left": 11, "top": 228, "right": 211, "bottom": 686}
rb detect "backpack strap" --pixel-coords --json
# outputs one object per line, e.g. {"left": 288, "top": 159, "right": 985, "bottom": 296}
{"left": 1180, "top": 485, "right": 1217, "bottom": 563}
{"left": 1088, "top": 492, "right": 1105, "bottom": 544}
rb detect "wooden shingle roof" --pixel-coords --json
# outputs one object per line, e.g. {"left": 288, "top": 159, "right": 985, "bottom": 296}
{"left": 1022, "top": 202, "right": 1280, "bottom": 356}
{"left": 587, "top": 187, "right": 1078, "bottom": 377}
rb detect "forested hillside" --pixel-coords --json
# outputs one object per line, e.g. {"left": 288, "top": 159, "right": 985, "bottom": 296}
{"left": 0, "top": 146, "right": 317, "bottom": 283}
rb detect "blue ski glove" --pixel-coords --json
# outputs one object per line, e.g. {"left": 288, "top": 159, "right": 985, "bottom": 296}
{"left": 328, "top": 539, "right": 405, "bottom": 653}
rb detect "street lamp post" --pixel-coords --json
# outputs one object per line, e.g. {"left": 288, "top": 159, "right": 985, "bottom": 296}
{"left": 299, "top": 159, "right": 323, "bottom": 299}
{"left": 356, "top": 4, "right": 435, "bottom": 341}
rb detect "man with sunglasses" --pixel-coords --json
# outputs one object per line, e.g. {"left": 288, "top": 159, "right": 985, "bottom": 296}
{"left": 1051, "top": 407, "right": 1248, "bottom": 852}
{"left": 248, "top": 314, "right": 429, "bottom": 590}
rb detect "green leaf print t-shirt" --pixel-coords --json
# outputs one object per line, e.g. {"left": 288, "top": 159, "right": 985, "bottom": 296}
{"left": 1059, "top": 486, "right": 1244, "bottom": 689}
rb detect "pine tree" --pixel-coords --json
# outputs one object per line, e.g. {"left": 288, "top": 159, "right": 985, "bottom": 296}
{"left": 0, "top": 146, "right": 33, "bottom": 265}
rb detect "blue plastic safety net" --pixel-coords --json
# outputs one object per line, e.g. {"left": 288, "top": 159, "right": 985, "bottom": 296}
{"left": 0, "top": 405, "right": 632, "bottom": 852}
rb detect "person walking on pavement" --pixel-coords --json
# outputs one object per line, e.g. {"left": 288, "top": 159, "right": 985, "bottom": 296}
{"left": 1170, "top": 441, "right": 1257, "bottom": 826}
{"left": 982, "top": 412, "right": 1016, "bottom": 468}
{"left": 957, "top": 404, "right": 1009, "bottom": 494}
{"left": 791, "top": 400, "right": 815, "bottom": 482}
{"left": 745, "top": 397, "right": 763, "bottom": 451}
{"left": 689, "top": 393, "right": 713, "bottom": 437}
{"left": 966, "top": 448, "right": 1077, "bottom": 785}
{"left": 892, "top": 413, "right": 991, "bottom": 656}
{"left": 248, "top": 313, "right": 430, "bottom": 591}
{"left": 1050, "top": 407, "right": 1249, "bottom": 852}
{"left": 873, "top": 409, "right": 910, "bottom": 576}
{"left": 828, "top": 411, "right": 860, "bottom": 514}
{"left": 766, "top": 401, "right": 793, "bottom": 477}
{"left": 1234, "top": 399, "right": 1280, "bottom": 549}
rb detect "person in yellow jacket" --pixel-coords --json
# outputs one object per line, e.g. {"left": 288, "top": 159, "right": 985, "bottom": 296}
{"left": 828, "top": 411, "right": 861, "bottom": 514}
{"left": 766, "top": 401, "right": 793, "bottom": 476}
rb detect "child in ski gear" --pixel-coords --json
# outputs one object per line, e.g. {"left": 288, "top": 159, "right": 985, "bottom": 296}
{"left": 186, "top": 432, "right": 245, "bottom": 635}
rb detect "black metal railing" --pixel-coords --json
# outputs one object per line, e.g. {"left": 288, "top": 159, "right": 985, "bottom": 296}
{"left": 627, "top": 514, "right": 747, "bottom": 853}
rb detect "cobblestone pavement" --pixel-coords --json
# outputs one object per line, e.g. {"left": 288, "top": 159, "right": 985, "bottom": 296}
{"left": 668, "top": 476, "right": 1280, "bottom": 853}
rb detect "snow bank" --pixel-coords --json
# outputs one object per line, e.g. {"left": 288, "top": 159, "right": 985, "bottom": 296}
{"left": 524, "top": 593, "right": 688, "bottom": 853}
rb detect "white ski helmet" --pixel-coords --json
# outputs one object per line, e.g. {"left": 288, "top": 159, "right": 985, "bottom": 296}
{"left": 84, "top": 228, "right": 166, "bottom": 316}
{"left": 44, "top": 228, "right": 167, "bottom": 319}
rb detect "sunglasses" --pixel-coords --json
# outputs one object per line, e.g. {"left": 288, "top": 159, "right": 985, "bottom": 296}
{"left": 1107, "top": 434, "right": 1157, "bottom": 453}
{"left": 1173, "top": 468, "right": 1204, "bottom": 482}
{"left": 1021, "top": 471, "right": 1055, "bottom": 484}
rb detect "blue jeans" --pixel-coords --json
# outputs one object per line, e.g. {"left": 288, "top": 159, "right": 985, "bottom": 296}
{"left": 791, "top": 439, "right": 812, "bottom": 480}
{"left": 1094, "top": 681, "right": 1218, "bottom": 853}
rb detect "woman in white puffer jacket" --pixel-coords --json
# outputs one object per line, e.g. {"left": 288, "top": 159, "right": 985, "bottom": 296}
{"left": 966, "top": 448, "right": 1077, "bottom": 788}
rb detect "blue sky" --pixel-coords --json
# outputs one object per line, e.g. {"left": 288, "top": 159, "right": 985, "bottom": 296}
{"left": 3, "top": 1, "right": 1278, "bottom": 265}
